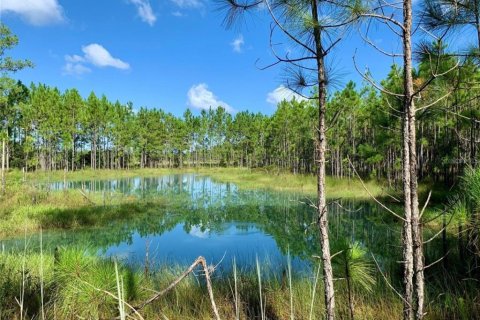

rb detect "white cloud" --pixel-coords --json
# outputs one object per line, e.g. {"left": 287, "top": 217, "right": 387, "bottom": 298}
{"left": 0, "top": 0, "right": 65, "bottom": 26}
{"left": 231, "top": 35, "right": 244, "bottom": 53}
{"left": 187, "top": 83, "right": 235, "bottom": 113}
{"left": 65, "top": 54, "right": 85, "bottom": 63}
{"left": 63, "top": 44, "right": 130, "bottom": 76}
{"left": 128, "top": 0, "right": 156, "bottom": 26}
{"left": 170, "top": 0, "right": 203, "bottom": 8}
{"left": 172, "top": 11, "right": 184, "bottom": 17}
{"left": 189, "top": 226, "right": 210, "bottom": 239}
{"left": 62, "top": 62, "right": 91, "bottom": 76}
{"left": 266, "top": 86, "right": 308, "bottom": 105}
{"left": 82, "top": 44, "right": 130, "bottom": 70}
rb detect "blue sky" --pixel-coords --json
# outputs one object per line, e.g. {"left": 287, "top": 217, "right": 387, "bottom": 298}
{"left": 0, "top": 0, "right": 458, "bottom": 116}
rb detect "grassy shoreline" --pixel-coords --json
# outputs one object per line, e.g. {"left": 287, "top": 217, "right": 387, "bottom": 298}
{"left": 0, "top": 167, "right": 449, "bottom": 238}
{"left": 1, "top": 247, "right": 470, "bottom": 320}
{"left": 0, "top": 167, "right": 389, "bottom": 238}
{"left": 14, "top": 166, "right": 390, "bottom": 197}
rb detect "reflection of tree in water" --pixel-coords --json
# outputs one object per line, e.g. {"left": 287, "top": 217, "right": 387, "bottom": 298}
{"left": 11, "top": 174, "right": 420, "bottom": 279}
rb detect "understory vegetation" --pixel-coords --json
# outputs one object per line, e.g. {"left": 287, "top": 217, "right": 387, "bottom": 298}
{"left": 0, "top": 245, "right": 476, "bottom": 320}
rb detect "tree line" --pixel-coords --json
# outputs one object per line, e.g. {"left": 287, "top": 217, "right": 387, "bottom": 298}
{"left": 1, "top": 68, "right": 478, "bottom": 186}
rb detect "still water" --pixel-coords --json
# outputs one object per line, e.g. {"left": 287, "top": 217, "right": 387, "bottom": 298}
{"left": 1, "top": 174, "right": 396, "bottom": 272}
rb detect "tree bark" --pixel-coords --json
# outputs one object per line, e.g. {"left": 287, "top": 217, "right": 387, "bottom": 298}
{"left": 402, "top": 1, "right": 415, "bottom": 319}
{"left": 403, "top": 1, "right": 424, "bottom": 318}
{"left": 311, "top": 1, "right": 335, "bottom": 319}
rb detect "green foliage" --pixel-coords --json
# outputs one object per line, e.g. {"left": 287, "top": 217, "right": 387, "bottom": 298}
{"left": 335, "top": 240, "right": 376, "bottom": 293}
{"left": 0, "top": 55, "right": 478, "bottom": 185}
{"left": 462, "top": 167, "right": 480, "bottom": 209}
{"left": 54, "top": 247, "right": 142, "bottom": 319}
{"left": 0, "top": 24, "right": 34, "bottom": 73}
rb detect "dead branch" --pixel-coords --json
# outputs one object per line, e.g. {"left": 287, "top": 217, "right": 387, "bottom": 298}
{"left": 419, "top": 191, "right": 432, "bottom": 219}
{"left": 423, "top": 213, "right": 455, "bottom": 245}
{"left": 422, "top": 250, "right": 451, "bottom": 270}
{"left": 263, "top": 0, "right": 316, "bottom": 56}
{"left": 415, "top": 91, "right": 454, "bottom": 112}
{"left": 347, "top": 156, "right": 406, "bottom": 222}
{"left": 371, "top": 253, "right": 411, "bottom": 306}
{"left": 358, "top": 26, "right": 403, "bottom": 57}
{"left": 353, "top": 51, "right": 404, "bottom": 98}
{"left": 131, "top": 256, "right": 221, "bottom": 320}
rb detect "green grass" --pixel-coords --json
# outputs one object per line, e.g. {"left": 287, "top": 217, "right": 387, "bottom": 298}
{"left": 15, "top": 166, "right": 445, "bottom": 200}
{"left": 0, "top": 167, "right": 393, "bottom": 237}
{"left": 0, "top": 248, "right": 476, "bottom": 320}
{"left": 9, "top": 167, "right": 390, "bottom": 198}
{"left": 0, "top": 181, "right": 174, "bottom": 237}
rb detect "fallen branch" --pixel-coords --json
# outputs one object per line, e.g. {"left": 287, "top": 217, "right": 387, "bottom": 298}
{"left": 131, "top": 256, "right": 221, "bottom": 320}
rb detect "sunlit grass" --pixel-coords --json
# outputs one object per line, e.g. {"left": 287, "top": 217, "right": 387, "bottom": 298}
{"left": 7, "top": 167, "right": 391, "bottom": 198}
{"left": 0, "top": 167, "right": 390, "bottom": 238}
{"left": 0, "top": 247, "right": 477, "bottom": 319}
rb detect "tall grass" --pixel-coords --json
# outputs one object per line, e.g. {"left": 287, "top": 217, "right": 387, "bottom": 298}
{"left": 115, "top": 260, "right": 126, "bottom": 320}
{"left": 0, "top": 248, "right": 478, "bottom": 319}
{"left": 233, "top": 257, "right": 240, "bottom": 320}
{"left": 256, "top": 255, "right": 265, "bottom": 320}
{"left": 309, "top": 263, "right": 322, "bottom": 320}
{"left": 287, "top": 249, "right": 294, "bottom": 320}
{"left": 39, "top": 229, "right": 45, "bottom": 320}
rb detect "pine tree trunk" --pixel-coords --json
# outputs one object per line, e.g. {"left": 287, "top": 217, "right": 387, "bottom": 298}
{"left": 411, "top": 108, "right": 424, "bottom": 320}
{"left": 409, "top": 96, "right": 424, "bottom": 320}
{"left": 71, "top": 138, "right": 75, "bottom": 172}
{"left": 403, "top": 1, "right": 424, "bottom": 318}
{"left": 402, "top": 1, "right": 416, "bottom": 319}
{"left": 311, "top": 1, "right": 335, "bottom": 318}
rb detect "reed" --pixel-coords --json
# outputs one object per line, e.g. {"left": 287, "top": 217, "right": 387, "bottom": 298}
{"left": 0, "top": 248, "right": 477, "bottom": 319}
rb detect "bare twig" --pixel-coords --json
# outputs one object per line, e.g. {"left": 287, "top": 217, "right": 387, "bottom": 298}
{"left": 371, "top": 253, "right": 410, "bottom": 306}
{"left": 347, "top": 156, "right": 406, "bottom": 222}
{"left": 419, "top": 191, "right": 432, "bottom": 219}
{"left": 423, "top": 250, "right": 451, "bottom": 270}
{"left": 79, "top": 189, "right": 95, "bottom": 205}
{"left": 423, "top": 213, "right": 455, "bottom": 245}
{"left": 132, "top": 256, "right": 221, "bottom": 320}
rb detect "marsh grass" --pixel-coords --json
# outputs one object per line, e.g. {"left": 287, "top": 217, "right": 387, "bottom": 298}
{"left": 0, "top": 179, "right": 173, "bottom": 237}
{"left": 0, "top": 247, "right": 477, "bottom": 319}
{"left": 6, "top": 167, "right": 392, "bottom": 198}
{"left": 0, "top": 167, "right": 449, "bottom": 240}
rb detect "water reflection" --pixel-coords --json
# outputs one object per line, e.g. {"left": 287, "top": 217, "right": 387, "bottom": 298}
{"left": 3, "top": 174, "right": 400, "bottom": 273}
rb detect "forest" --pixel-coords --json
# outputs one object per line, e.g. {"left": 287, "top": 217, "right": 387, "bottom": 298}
{"left": 1, "top": 0, "right": 480, "bottom": 319}
{"left": 3, "top": 66, "right": 479, "bottom": 185}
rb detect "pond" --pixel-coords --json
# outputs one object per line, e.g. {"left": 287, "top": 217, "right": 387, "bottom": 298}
{"left": 1, "top": 174, "right": 398, "bottom": 274}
